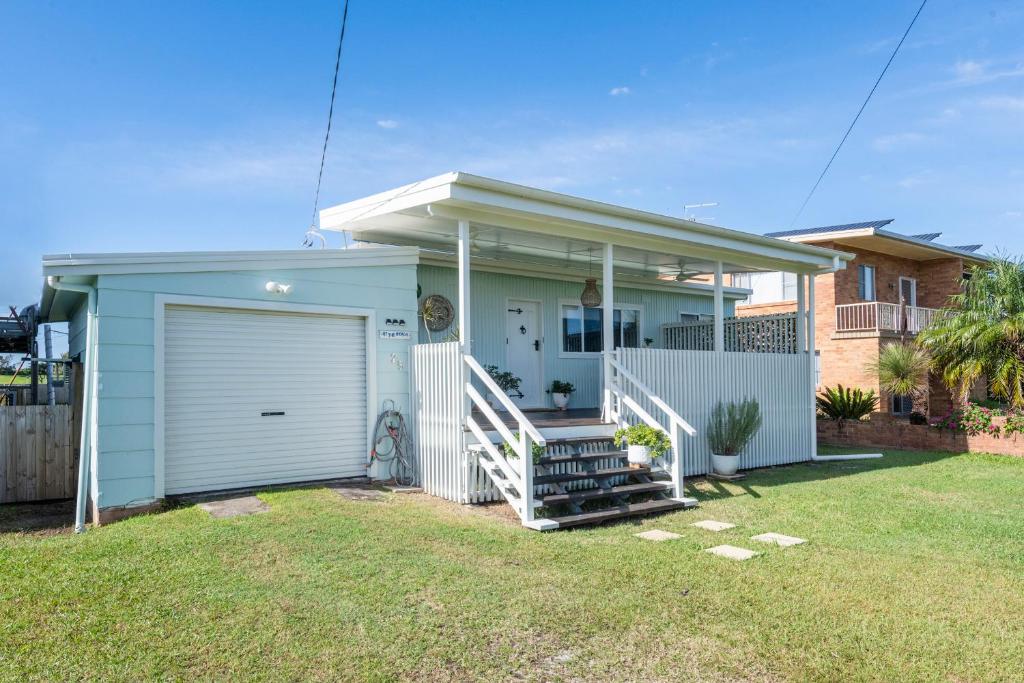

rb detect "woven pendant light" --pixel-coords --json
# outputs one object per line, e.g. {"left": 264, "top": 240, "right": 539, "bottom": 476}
{"left": 580, "top": 248, "right": 602, "bottom": 307}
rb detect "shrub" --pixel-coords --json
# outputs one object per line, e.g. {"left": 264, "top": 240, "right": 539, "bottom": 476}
{"left": 930, "top": 403, "right": 1000, "bottom": 436}
{"left": 501, "top": 432, "right": 546, "bottom": 464}
{"left": 1004, "top": 413, "right": 1024, "bottom": 437}
{"left": 816, "top": 385, "right": 879, "bottom": 427}
{"left": 484, "top": 365, "right": 522, "bottom": 396}
{"left": 706, "top": 399, "right": 763, "bottom": 456}
{"left": 908, "top": 411, "right": 928, "bottom": 425}
{"left": 613, "top": 424, "right": 671, "bottom": 458}
{"left": 867, "top": 343, "right": 931, "bottom": 398}
{"left": 549, "top": 380, "right": 575, "bottom": 395}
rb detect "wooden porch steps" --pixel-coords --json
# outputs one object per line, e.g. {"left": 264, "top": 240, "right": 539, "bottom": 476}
{"left": 539, "top": 481, "right": 672, "bottom": 506}
{"left": 546, "top": 498, "right": 694, "bottom": 529}
{"left": 472, "top": 433, "right": 698, "bottom": 529}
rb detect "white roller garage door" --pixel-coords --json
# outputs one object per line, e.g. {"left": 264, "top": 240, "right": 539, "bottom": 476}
{"left": 163, "top": 305, "right": 368, "bottom": 495}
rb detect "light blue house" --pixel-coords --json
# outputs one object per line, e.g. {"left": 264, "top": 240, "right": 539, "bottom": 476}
{"left": 41, "top": 173, "right": 851, "bottom": 531}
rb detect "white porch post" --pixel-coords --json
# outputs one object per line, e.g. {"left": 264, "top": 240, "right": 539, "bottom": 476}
{"left": 796, "top": 273, "right": 806, "bottom": 354}
{"left": 713, "top": 261, "right": 725, "bottom": 353}
{"left": 807, "top": 274, "right": 818, "bottom": 459}
{"left": 602, "top": 243, "right": 614, "bottom": 421}
{"left": 457, "top": 219, "right": 471, "bottom": 356}
{"left": 457, "top": 219, "right": 471, "bottom": 433}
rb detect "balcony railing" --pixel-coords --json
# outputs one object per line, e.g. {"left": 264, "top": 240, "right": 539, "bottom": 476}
{"left": 835, "top": 302, "right": 943, "bottom": 334}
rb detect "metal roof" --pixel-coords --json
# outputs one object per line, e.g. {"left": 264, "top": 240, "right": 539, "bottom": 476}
{"left": 765, "top": 219, "right": 894, "bottom": 238}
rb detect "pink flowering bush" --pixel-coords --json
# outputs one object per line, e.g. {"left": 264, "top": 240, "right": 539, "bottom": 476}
{"left": 930, "top": 403, "right": 1001, "bottom": 436}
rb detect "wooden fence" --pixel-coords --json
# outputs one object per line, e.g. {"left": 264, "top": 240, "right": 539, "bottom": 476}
{"left": 661, "top": 312, "right": 798, "bottom": 354}
{"left": 1, "top": 404, "right": 79, "bottom": 503}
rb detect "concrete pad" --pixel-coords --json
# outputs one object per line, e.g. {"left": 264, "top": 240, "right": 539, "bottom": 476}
{"left": 330, "top": 485, "right": 385, "bottom": 502}
{"left": 198, "top": 496, "right": 269, "bottom": 519}
{"left": 705, "top": 544, "right": 760, "bottom": 561}
{"left": 751, "top": 532, "right": 806, "bottom": 547}
{"left": 634, "top": 529, "right": 682, "bottom": 542}
{"left": 691, "top": 519, "right": 736, "bottom": 532}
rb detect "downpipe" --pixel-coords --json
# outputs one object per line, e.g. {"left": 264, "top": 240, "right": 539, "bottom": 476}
{"left": 47, "top": 276, "right": 97, "bottom": 533}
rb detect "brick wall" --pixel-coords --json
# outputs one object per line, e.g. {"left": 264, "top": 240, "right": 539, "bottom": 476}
{"left": 818, "top": 413, "right": 1023, "bottom": 456}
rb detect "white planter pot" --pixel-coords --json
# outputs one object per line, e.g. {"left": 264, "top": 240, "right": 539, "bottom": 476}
{"left": 627, "top": 445, "right": 652, "bottom": 467}
{"left": 710, "top": 452, "right": 739, "bottom": 476}
{"left": 552, "top": 392, "right": 570, "bottom": 410}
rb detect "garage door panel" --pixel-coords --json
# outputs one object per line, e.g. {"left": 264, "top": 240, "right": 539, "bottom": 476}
{"left": 163, "top": 305, "right": 368, "bottom": 495}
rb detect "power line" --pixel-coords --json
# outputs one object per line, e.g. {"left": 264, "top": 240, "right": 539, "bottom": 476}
{"left": 304, "top": 0, "right": 351, "bottom": 248}
{"left": 789, "top": 0, "right": 928, "bottom": 228}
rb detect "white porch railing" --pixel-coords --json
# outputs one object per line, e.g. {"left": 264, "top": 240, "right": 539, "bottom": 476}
{"left": 608, "top": 353, "right": 695, "bottom": 499}
{"left": 661, "top": 313, "right": 798, "bottom": 354}
{"left": 835, "top": 302, "right": 942, "bottom": 334}
{"left": 463, "top": 354, "right": 545, "bottom": 523}
{"left": 616, "top": 347, "right": 815, "bottom": 475}
{"left": 410, "top": 342, "right": 545, "bottom": 521}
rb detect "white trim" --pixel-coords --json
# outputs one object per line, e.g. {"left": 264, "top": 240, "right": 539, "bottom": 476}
{"left": 504, "top": 297, "right": 545, "bottom": 409}
{"left": 417, "top": 251, "right": 751, "bottom": 298}
{"left": 556, "top": 298, "right": 644, "bottom": 358}
{"left": 152, "top": 293, "right": 378, "bottom": 500}
{"left": 677, "top": 309, "right": 714, "bottom": 323}
{"left": 898, "top": 276, "right": 917, "bottom": 307}
{"left": 43, "top": 246, "right": 419, "bottom": 277}
{"left": 320, "top": 172, "right": 854, "bottom": 271}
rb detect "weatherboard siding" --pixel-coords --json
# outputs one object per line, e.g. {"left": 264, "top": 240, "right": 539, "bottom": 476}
{"left": 91, "top": 264, "right": 418, "bottom": 509}
{"left": 415, "top": 264, "right": 734, "bottom": 409}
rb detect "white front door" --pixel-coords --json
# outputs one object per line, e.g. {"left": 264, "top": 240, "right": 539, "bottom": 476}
{"left": 505, "top": 300, "right": 543, "bottom": 408}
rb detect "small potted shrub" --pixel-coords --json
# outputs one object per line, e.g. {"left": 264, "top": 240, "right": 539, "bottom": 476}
{"left": 483, "top": 365, "right": 522, "bottom": 411}
{"left": 549, "top": 380, "right": 575, "bottom": 410}
{"left": 706, "top": 398, "right": 762, "bottom": 476}
{"left": 613, "top": 424, "right": 671, "bottom": 468}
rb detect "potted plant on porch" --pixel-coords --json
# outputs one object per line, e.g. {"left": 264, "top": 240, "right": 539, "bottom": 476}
{"left": 549, "top": 380, "right": 575, "bottom": 410}
{"left": 483, "top": 365, "right": 522, "bottom": 412}
{"left": 613, "top": 424, "right": 671, "bottom": 468}
{"left": 706, "top": 398, "right": 762, "bottom": 476}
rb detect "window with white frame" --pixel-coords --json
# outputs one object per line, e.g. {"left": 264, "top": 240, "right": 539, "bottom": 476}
{"left": 782, "top": 272, "right": 798, "bottom": 301}
{"left": 858, "top": 265, "right": 876, "bottom": 301}
{"left": 679, "top": 311, "right": 714, "bottom": 324}
{"left": 560, "top": 302, "right": 641, "bottom": 354}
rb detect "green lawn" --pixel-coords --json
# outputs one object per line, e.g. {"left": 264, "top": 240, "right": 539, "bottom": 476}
{"left": 3, "top": 448, "right": 1024, "bottom": 681}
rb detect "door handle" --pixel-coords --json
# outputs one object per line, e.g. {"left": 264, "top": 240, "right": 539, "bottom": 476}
{"left": 534, "top": 340, "right": 540, "bottom": 351}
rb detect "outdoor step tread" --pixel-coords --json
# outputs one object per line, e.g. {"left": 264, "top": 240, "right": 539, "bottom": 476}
{"left": 539, "top": 482, "right": 672, "bottom": 505}
{"left": 536, "top": 450, "right": 625, "bottom": 464}
{"left": 533, "top": 466, "right": 647, "bottom": 485}
{"left": 547, "top": 498, "right": 690, "bottom": 528}
{"left": 543, "top": 437, "right": 617, "bottom": 446}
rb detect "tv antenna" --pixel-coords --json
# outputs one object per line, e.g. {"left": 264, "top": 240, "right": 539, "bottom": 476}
{"left": 682, "top": 202, "right": 718, "bottom": 221}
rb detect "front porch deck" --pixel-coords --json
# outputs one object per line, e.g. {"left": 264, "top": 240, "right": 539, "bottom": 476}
{"left": 472, "top": 408, "right": 604, "bottom": 429}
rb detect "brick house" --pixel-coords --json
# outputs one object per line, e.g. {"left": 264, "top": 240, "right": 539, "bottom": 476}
{"left": 730, "top": 220, "right": 987, "bottom": 416}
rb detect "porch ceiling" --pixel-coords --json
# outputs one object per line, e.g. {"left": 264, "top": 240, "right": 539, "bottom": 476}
{"left": 320, "top": 172, "right": 853, "bottom": 277}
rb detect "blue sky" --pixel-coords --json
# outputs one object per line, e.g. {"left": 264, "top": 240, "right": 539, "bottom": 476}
{"left": 3, "top": 0, "right": 1024, "bottom": 315}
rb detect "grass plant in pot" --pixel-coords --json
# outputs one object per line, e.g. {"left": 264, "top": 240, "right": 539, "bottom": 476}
{"left": 706, "top": 399, "right": 762, "bottom": 476}
{"left": 613, "top": 424, "right": 671, "bottom": 468}
{"left": 549, "top": 380, "right": 575, "bottom": 411}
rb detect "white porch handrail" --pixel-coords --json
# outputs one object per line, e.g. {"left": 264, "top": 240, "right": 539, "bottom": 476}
{"left": 608, "top": 354, "right": 695, "bottom": 499}
{"left": 836, "top": 302, "right": 941, "bottom": 334}
{"left": 463, "top": 353, "right": 545, "bottom": 522}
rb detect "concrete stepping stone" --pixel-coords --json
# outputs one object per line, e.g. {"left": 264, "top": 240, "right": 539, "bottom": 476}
{"left": 751, "top": 532, "right": 806, "bottom": 547}
{"left": 635, "top": 529, "right": 681, "bottom": 542}
{"left": 705, "top": 544, "right": 759, "bottom": 561}
{"left": 330, "top": 485, "right": 385, "bottom": 501}
{"left": 198, "top": 496, "right": 269, "bottom": 519}
{"left": 691, "top": 519, "right": 736, "bottom": 532}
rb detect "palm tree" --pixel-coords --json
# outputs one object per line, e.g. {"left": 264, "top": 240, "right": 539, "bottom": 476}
{"left": 867, "top": 342, "right": 931, "bottom": 400}
{"left": 918, "top": 256, "right": 1024, "bottom": 409}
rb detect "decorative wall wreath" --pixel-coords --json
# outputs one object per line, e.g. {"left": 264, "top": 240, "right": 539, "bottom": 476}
{"left": 420, "top": 294, "right": 454, "bottom": 332}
